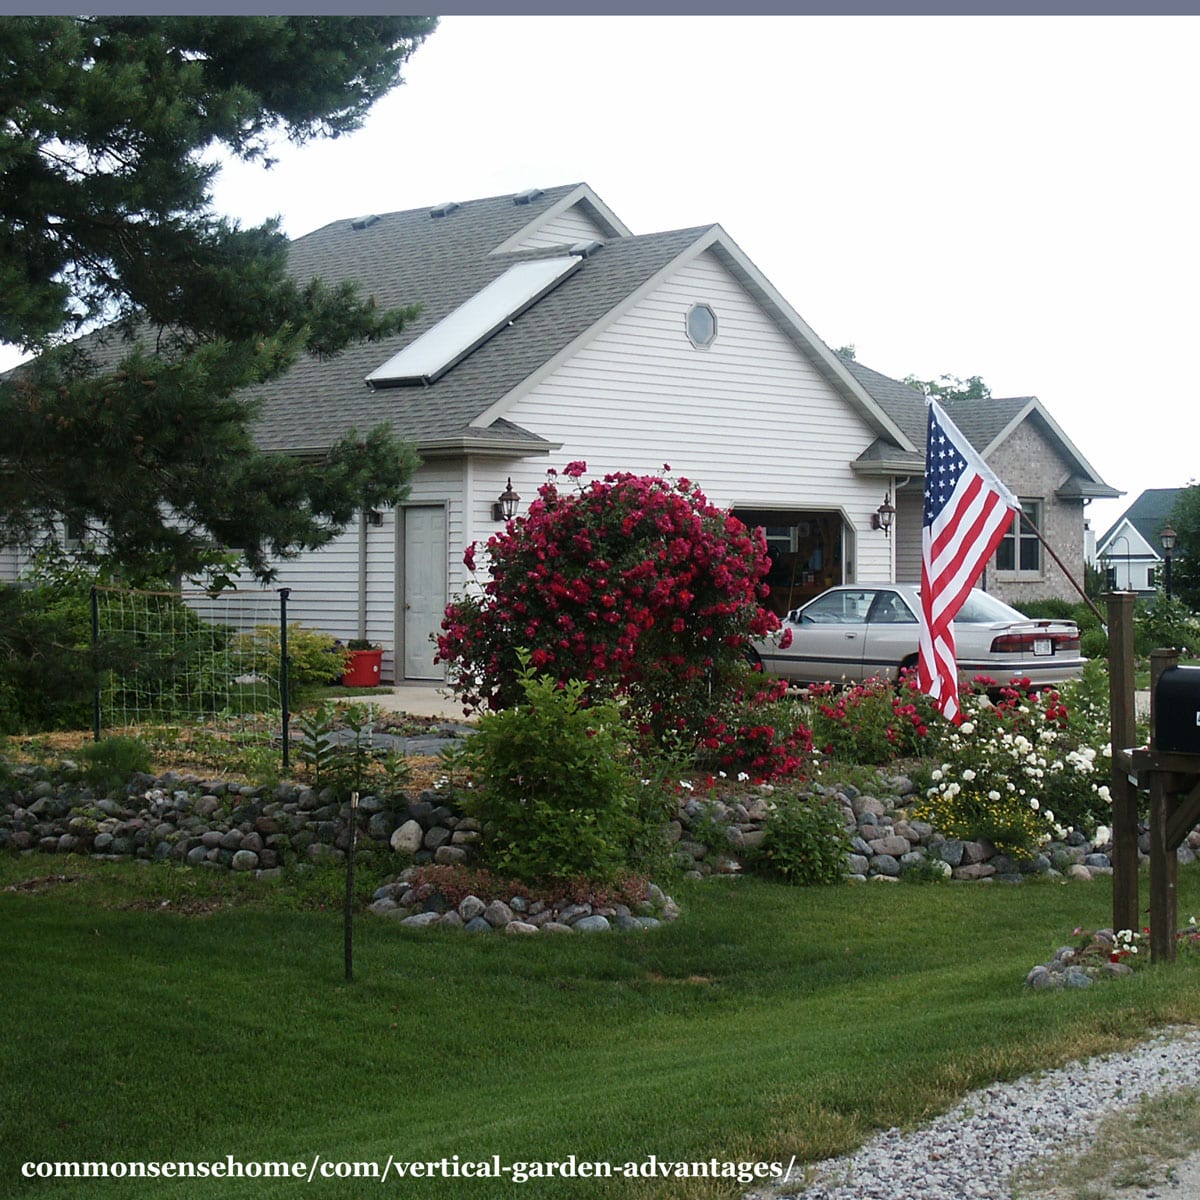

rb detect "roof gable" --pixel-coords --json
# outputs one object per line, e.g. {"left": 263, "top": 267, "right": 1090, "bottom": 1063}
{"left": 489, "top": 183, "right": 632, "bottom": 254}
{"left": 471, "top": 225, "right": 919, "bottom": 453}
{"left": 1097, "top": 516, "right": 1158, "bottom": 559}
{"left": 1099, "top": 487, "right": 1182, "bottom": 551}
{"left": 840, "top": 356, "right": 1118, "bottom": 496}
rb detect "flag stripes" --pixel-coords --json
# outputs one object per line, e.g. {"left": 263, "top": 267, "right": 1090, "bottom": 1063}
{"left": 917, "top": 399, "right": 1020, "bottom": 723}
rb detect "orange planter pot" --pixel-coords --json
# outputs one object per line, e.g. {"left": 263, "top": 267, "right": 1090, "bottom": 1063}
{"left": 342, "top": 649, "right": 383, "bottom": 688}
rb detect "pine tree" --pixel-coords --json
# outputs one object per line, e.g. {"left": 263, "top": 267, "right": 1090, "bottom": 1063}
{"left": 0, "top": 16, "right": 437, "bottom": 581}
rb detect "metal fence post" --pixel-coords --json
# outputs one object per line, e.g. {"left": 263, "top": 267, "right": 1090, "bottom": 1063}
{"left": 279, "top": 588, "right": 291, "bottom": 771}
{"left": 91, "top": 586, "right": 101, "bottom": 743}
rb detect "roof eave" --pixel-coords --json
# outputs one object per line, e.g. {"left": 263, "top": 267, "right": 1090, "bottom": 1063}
{"left": 417, "top": 435, "right": 563, "bottom": 459}
{"left": 1056, "top": 480, "right": 1123, "bottom": 501}
{"left": 851, "top": 454, "right": 926, "bottom": 476}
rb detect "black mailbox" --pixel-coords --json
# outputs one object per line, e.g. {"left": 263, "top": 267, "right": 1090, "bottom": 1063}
{"left": 1156, "top": 665, "right": 1200, "bottom": 754}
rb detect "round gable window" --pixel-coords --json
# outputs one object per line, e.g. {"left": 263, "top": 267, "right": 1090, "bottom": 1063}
{"left": 685, "top": 303, "right": 717, "bottom": 348}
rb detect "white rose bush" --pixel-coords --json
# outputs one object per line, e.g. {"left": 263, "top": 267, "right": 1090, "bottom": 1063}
{"left": 911, "top": 666, "right": 1114, "bottom": 858}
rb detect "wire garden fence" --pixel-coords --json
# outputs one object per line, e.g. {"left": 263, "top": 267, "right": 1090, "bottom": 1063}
{"left": 91, "top": 585, "right": 296, "bottom": 769}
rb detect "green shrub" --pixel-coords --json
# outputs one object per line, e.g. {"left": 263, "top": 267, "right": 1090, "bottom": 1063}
{"left": 1014, "top": 598, "right": 1103, "bottom": 632}
{"left": 234, "top": 624, "right": 348, "bottom": 692}
{"left": 1134, "top": 593, "right": 1200, "bottom": 657}
{"left": 1015, "top": 598, "right": 1076, "bottom": 621}
{"left": 900, "top": 856, "right": 952, "bottom": 883}
{"left": 0, "top": 565, "right": 257, "bottom": 734}
{"left": 455, "top": 655, "right": 643, "bottom": 883}
{"left": 0, "top": 582, "right": 96, "bottom": 733}
{"left": 77, "top": 736, "right": 154, "bottom": 794}
{"left": 1080, "top": 626, "right": 1109, "bottom": 660}
{"left": 749, "top": 791, "right": 851, "bottom": 886}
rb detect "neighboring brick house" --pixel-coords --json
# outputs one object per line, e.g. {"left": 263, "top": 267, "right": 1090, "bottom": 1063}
{"left": 839, "top": 357, "right": 1120, "bottom": 608}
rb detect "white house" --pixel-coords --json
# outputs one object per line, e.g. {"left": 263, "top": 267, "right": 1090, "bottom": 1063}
{"left": 2, "top": 183, "right": 1118, "bottom": 681}
{"left": 1095, "top": 488, "right": 1183, "bottom": 596}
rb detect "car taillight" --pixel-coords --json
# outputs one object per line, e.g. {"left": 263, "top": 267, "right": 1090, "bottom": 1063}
{"left": 990, "top": 632, "right": 1080, "bottom": 653}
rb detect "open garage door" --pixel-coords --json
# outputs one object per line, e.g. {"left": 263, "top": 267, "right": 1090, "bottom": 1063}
{"left": 731, "top": 508, "right": 845, "bottom": 617}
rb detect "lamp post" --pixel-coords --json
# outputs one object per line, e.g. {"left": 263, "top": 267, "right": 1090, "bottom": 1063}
{"left": 1160, "top": 524, "right": 1177, "bottom": 600}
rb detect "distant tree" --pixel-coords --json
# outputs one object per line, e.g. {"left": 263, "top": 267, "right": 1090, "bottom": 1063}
{"left": 1169, "top": 484, "right": 1200, "bottom": 611}
{"left": 903, "top": 372, "right": 992, "bottom": 403}
{"left": 834, "top": 344, "right": 857, "bottom": 360}
{"left": 0, "top": 16, "right": 436, "bottom": 581}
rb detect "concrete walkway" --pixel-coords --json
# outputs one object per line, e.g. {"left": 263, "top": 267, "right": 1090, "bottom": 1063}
{"left": 341, "top": 683, "right": 472, "bottom": 722}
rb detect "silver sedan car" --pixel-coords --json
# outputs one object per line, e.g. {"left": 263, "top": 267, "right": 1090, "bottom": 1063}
{"left": 750, "top": 583, "right": 1085, "bottom": 687}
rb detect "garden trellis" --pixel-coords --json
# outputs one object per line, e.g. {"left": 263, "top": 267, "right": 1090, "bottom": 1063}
{"left": 91, "top": 585, "right": 294, "bottom": 766}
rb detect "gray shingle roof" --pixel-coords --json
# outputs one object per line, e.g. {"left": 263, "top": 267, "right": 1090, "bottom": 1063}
{"left": 247, "top": 187, "right": 712, "bottom": 453}
{"left": 839, "top": 356, "right": 1032, "bottom": 459}
{"left": 936, "top": 396, "right": 1033, "bottom": 455}
{"left": 1100, "top": 487, "right": 1182, "bottom": 550}
{"left": 839, "top": 358, "right": 927, "bottom": 447}
{"left": 839, "top": 354, "right": 1117, "bottom": 496}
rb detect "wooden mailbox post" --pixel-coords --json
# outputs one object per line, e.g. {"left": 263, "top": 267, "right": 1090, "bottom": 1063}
{"left": 1108, "top": 592, "right": 1200, "bottom": 963}
{"left": 1107, "top": 592, "right": 1140, "bottom": 938}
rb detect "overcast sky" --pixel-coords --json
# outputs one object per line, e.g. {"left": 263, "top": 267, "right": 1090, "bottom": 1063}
{"left": 11, "top": 14, "right": 1198, "bottom": 541}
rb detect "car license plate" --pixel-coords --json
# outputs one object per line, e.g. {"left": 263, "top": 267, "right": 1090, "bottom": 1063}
{"left": 1033, "top": 638, "right": 1052, "bottom": 656}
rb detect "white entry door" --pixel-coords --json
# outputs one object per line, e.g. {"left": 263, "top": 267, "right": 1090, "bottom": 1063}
{"left": 402, "top": 505, "right": 446, "bottom": 679}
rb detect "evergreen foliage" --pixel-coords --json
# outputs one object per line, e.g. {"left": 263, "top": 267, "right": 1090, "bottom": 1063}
{"left": 0, "top": 16, "right": 435, "bottom": 581}
{"left": 1170, "top": 484, "right": 1200, "bottom": 612}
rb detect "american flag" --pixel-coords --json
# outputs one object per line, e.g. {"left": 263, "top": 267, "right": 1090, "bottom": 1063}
{"left": 918, "top": 399, "right": 1020, "bottom": 722}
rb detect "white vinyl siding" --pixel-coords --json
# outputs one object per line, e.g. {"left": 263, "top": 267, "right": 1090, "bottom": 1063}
{"left": 488, "top": 250, "right": 896, "bottom": 583}
{"left": 894, "top": 487, "right": 924, "bottom": 583}
{"left": 263, "top": 524, "right": 363, "bottom": 645}
{"left": 193, "top": 461, "right": 461, "bottom": 682}
{"left": 0, "top": 545, "right": 24, "bottom": 583}
{"left": 510, "top": 204, "right": 608, "bottom": 251}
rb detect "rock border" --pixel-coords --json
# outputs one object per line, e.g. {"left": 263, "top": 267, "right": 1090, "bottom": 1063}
{"left": 368, "top": 875, "right": 679, "bottom": 935}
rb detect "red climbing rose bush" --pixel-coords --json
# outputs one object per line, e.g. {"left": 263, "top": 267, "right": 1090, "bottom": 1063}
{"left": 437, "top": 465, "right": 802, "bottom": 764}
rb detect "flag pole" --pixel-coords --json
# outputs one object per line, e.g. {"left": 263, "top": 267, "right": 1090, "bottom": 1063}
{"left": 1017, "top": 510, "right": 1105, "bottom": 626}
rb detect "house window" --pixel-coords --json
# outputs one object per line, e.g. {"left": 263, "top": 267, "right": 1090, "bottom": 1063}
{"left": 1148, "top": 566, "right": 1158, "bottom": 589}
{"left": 63, "top": 516, "right": 86, "bottom": 552}
{"left": 995, "top": 499, "right": 1041, "bottom": 574}
{"left": 685, "top": 303, "right": 717, "bottom": 348}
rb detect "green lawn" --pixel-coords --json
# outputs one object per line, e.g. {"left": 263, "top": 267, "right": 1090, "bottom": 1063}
{"left": 5, "top": 859, "right": 1200, "bottom": 1199}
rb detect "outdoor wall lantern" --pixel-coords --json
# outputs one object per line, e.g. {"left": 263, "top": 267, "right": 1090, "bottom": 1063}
{"left": 492, "top": 478, "right": 521, "bottom": 522}
{"left": 1161, "top": 523, "right": 1178, "bottom": 599}
{"left": 871, "top": 493, "right": 896, "bottom": 537}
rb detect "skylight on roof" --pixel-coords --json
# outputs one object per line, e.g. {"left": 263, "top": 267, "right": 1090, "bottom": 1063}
{"left": 366, "top": 256, "right": 583, "bottom": 388}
